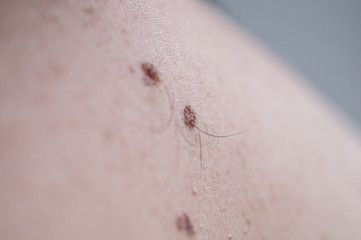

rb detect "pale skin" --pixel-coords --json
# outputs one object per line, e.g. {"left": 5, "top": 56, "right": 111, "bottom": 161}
{"left": 1, "top": 0, "right": 361, "bottom": 239}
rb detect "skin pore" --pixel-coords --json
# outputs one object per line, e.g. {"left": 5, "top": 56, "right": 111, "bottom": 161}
{"left": 1, "top": 0, "right": 361, "bottom": 239}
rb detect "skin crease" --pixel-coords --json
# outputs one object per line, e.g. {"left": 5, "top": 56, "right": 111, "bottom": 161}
{"left": 0, "top": 0, "right": 361, "bottom": 239}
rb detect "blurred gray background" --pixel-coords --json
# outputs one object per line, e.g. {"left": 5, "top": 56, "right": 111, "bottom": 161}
{"left": 207, "top": 0, "right": 361, "bottom": 128}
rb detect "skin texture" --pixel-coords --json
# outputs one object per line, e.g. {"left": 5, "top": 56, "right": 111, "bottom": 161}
{"left": 1, "top": 0, "right": 361, "bottom": 239}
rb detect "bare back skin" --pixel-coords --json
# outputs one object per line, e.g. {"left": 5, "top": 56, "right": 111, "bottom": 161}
{"left": 1, "top": 1, "right": 361, "bottom": 239}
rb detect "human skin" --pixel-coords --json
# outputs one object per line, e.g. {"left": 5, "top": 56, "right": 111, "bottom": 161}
{"left": 1, "top": 0, "right": 361, "bottom": 239}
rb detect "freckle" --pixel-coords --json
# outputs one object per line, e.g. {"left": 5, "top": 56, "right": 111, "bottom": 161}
{"left": 113, "top": 98, "right": 122, "bottom": 108}
{"left": 34, "top": 92, "right": 52, "bottom": 105}
{"left": 241, "top": 157, "right": 247, "bottom": 170}
{"left": 42, "top": 14, "right": 59, "bottom": 24}
{"left": 296, "top": 207, "right": 303, "bottom": 216}
{"left": 141, "top": 63, "right": 161, "bottom": 85}
{"left": 74, "top": 90, "right": 88, "bottom": 100}
{"left": 183, "top": 213, "right": 195, "bottom": 236}
{"left": 67, "top": 118, "right": 79, "bottom": 131}
{"left": 176, "top": 215, "right": 184, "bottom": 231}
{"left": 103, "top": 128, "right": 114, "bottom": 143}
{"left": 129, "top": 65, "right": 135, "bottom": 74}
{"left": 259, "top": 200, "right": 266, "bottom": 211}
{"left": 246, "top": 218, "right": 251, "bottom": 226}
{"left": 84, "top": 7, "right": 95, "bottom": 14}
{"left": 49, "top": 62, "right": 66, "bottom": 78}
{"left": 321, "top": 233, "right": 329, "bottom": 240}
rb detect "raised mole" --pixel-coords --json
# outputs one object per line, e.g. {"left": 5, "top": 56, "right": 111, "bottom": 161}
{"left": 183, "top": 105, "right": 197, "bottom": 129}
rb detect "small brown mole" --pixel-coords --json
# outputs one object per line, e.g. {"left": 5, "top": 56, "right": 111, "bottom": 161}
{"left": 141, "top": 63, "right": 161, "bottom": 85}
{"left": 183, "top": 105, "right": 196, "bottom": 129}
{"left": 176, "top": 213, "right": 196, "bottom": 237}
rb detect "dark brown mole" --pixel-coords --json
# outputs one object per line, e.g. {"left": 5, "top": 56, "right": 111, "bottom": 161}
{"left": 176, "top": 213, "right": 195, "bottom": 237}
{"left": 141, "top": 63, "right": 160, "bottom": 85}
{"left": 183, "top": 105, "right": 196, "bottom": 128}
{"left": 183, "top": 105, "right": 250, "bottom": 138}
{"left": 183, "top": 213, "right": 195, "bottom": 236}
